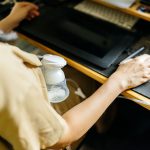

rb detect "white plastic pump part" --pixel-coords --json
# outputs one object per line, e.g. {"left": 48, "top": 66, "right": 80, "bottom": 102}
{"left": 41, "top": 54, "right": 69, "bottom": 103}
{"left": 41, "top": 54, "right": 67, "bottom": 68}
{"left": 41, "top": 54, "right": 67, "bottom": 84}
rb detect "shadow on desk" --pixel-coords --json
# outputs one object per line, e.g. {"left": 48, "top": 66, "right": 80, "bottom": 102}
{"left": 78, "top": 98, "right": 150, "bottom": 150}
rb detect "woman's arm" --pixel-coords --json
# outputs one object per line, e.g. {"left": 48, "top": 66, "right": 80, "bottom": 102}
{"left": 0, "top": 2, "right": 39, "bottom": 32}
{"left": 53, "top": 54, "right": 150, "bottom": 148}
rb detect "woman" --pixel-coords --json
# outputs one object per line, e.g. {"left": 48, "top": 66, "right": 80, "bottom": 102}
{"left": 0, "top": 2, "right": 150, "bottom": 150}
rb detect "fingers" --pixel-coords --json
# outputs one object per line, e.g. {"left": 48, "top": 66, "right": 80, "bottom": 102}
{"left": 25, "top": 3, "right": 40, "bottom": 20}
{"left": 143, "top": 68, "right": 150, "bottom": 77}
{"left": 23, "top": 3, "right": 39, "bottom": 12}
{"left": 31, "top": 10, "right": 40, "bottom": 16}
{"left": 145, "top": 57, "right": 150, "bottom": 66}
{"left": 135, "top": 54, "right": 150, "bottom": 62}
{"left": 27, "top": 10, "right": 40, "bottom": 20}
{"left": 135, "top": 55, "right": 150, "bottom": 70}
{"left": 120, "top": 54, "right": 150, "bottom": 65}
{"left": 17, "top": 2, "right": 40, "bottom": 20}
{"left": 119, "top": 58, "right": 133, "bottom": 65}
{"left": 29, "top": 10, "right": 40, "bottom": 18}
{"left": 16, "top": 2, "right": 39, "bottom": 10}
{"left": 26, "top": 11, "right": 38, "bottom": 20}
{"left": 117, "top": 54, "right": 150, "bottom": 89}
{"left": 14, "top": 2, "right": 39, "bottom": 14}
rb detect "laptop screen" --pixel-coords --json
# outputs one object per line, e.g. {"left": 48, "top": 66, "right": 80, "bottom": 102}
{"left": 17, "top": 6, "right": 137, "bottom": 68}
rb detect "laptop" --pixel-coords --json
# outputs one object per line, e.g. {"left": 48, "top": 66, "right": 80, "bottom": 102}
{"left": 17, "top": 6, "right": 138, "bottom": 69}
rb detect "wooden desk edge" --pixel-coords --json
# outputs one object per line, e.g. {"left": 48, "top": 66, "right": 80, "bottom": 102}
{"left": 18, "top": 33, "right": 150, "bottom": 102}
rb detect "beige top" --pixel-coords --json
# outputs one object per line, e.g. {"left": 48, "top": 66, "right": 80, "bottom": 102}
{"left": 0, "top": 43, "right": 65, "bottom": 150}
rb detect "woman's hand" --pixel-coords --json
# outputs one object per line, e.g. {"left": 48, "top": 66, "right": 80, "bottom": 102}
{"left": 9, "top": 2, "right": 40, "bottom": 24}
{"left": 0, "top": 2, "right": 40, "bottom": 32}
{"left": 110, "top": 54, "right": 150, "bottom": 91}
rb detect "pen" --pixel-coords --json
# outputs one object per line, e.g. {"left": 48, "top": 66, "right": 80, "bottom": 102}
{"left": 121, "top": 46, "right": 145, "bottom": 63}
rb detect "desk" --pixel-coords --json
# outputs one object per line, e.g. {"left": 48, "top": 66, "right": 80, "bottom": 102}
{"left": 18, "top": 33, "right": 150, "bottom": 110}
{"left": 11, "top": 0, "right": 149, "bottom": 110}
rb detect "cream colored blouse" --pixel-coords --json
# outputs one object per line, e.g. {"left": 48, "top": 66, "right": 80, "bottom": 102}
{"left": 0, "top": 43, "right": 65, "bottom": 150}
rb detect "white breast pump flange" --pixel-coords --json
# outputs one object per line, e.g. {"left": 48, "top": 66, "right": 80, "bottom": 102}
{"left": 41, "top": 54, "right": 69, "bottom": 103}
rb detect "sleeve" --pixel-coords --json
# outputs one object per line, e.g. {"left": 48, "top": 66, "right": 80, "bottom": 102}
{"left": 0, "top": 43, "right": 66, "bottom": 150}
{"left": 0, "top": 30, "right": 18, "bottom": 42}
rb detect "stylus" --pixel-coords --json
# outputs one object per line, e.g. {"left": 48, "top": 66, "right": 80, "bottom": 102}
{"left": 122, "top": 46, "right": 145, "bottom": 62}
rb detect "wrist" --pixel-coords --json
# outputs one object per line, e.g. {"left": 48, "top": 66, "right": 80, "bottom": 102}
{"left": 108, "top": 73, "right": 128, "bottom": 93}
{"left": 0, "top": 15, "right": 18, "bottom": 32}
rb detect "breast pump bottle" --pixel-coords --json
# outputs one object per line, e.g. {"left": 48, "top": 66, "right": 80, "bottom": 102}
{"left": 41, "top": 54, "right": 69, "bottom": 103}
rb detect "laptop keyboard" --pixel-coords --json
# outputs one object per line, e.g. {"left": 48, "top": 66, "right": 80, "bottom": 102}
{"left": 74, "top": 0, "right": 139, "bottom": 30}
